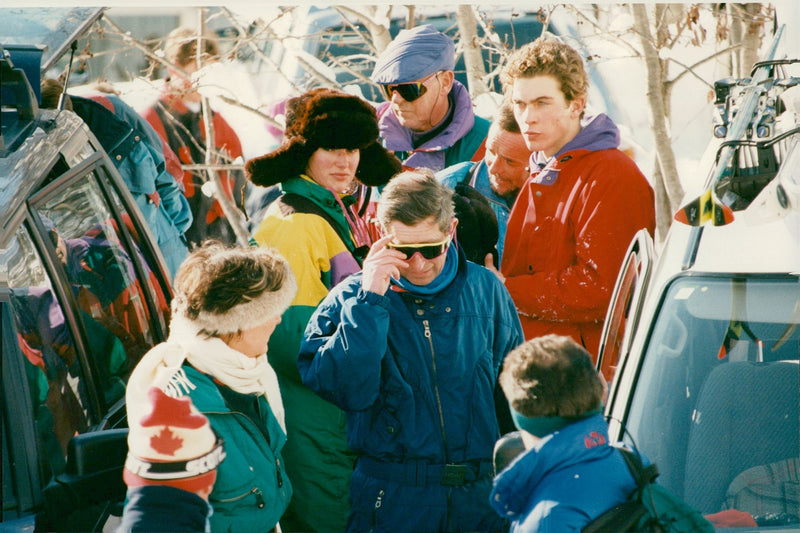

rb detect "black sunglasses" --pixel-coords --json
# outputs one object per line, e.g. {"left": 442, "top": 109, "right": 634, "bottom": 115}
{"left": 387, "top": 236, "right": 451, "bottom": 260}
{"left": 381, "top": 73, "right": 437, "bottom": 102}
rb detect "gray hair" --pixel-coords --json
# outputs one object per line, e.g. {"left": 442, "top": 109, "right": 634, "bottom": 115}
{"left": 376, "top": 169, "right": 454, "bottom": 233}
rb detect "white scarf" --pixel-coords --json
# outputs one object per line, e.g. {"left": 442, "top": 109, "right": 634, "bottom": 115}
{"left": 126, "top": 315, "right": 285, "bottom": 433}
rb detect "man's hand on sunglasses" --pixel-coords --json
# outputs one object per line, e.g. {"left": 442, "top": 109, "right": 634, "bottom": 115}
{"left": 361, "top": 234, "right": 408, "bottom": 296}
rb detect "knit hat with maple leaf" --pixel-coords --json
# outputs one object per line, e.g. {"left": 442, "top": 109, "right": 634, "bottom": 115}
{"left": 123, "top": 387, "right": 225, "bottom": 494}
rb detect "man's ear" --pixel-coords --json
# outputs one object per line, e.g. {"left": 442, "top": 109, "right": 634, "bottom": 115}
{"left": 569, "top": 95, "right": 587, "bottom": 119}
{"left": 437, "top": 71, "right": 455, "bottom": 95}
{"left": 449, "top": 217, "right": 459, "bottom": 235}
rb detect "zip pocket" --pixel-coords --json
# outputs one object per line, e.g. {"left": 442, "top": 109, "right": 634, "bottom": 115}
{"left": 213, "top": 486, "right": 264, "bottom": 509}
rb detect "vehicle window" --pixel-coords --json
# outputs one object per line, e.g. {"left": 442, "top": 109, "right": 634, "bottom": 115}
{"left": 2, "top": 226, "right": 89, "bottom": 485}
{"left": 623, "top": 276, "right": 799, "bottom": 526}
{"left": 101, "top": 167, "right": 171, "bottom": 338}
{"left": 598, "top": 251, "right": 640, "bottom": 380}
{"left": 32, "top": 171, "right": 168, "bottom": 409}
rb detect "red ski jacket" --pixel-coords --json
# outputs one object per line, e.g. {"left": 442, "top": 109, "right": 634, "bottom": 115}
{"left": 501, "top": 114, "right": 655, "bottom": 358}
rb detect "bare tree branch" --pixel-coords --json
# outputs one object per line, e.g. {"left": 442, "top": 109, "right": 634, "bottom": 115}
{"left": 632, "top": 4, "right": 684, "bottom": 223}
{"left": 458, "top": 5, "right": 489, "bottom": 98}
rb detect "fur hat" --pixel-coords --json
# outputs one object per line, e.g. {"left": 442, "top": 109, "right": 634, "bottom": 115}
{"left": 246, "top": 88, "right": 401, "bottom": 188}
{"left": 123, "top": 387, "right": 225, "bottom": 494}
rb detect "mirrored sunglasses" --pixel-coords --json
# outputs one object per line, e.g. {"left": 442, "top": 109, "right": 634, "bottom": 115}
{"left": 381, "top": 73, "right": 436, "bottom": 102}
{"left": 387, "top": 236, "right": 451, "bottom": 260}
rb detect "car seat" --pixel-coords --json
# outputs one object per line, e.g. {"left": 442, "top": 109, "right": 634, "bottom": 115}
{"left": 683, "top": 360, "right": 799, "bottom": 514}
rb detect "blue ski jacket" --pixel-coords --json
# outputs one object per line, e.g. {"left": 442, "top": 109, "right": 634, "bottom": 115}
{"left": 70, "top": 94, "right": 192, "bottom": 278}
{"left": 490, "top": 414, "right": 637, "bottom": 533}
{"left": 298, "top": 246, "right": 522, "bottom": 460}
{"left": 298, "top": 246, "right": 523, "bottom": 531}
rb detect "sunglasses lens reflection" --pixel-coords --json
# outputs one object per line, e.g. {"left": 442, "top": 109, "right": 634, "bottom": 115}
{"left": 389, "top": 241, "right": 448, "bottom": 260}
{"left": 383, "top": 83, "right": 426, "bottom": 102}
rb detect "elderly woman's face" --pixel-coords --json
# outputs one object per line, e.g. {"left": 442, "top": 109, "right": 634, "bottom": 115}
{"left": 306, "top": 147, "right": 360, "bottom": 193}
{"left": 224, "top": 314, "right": 282, "bottom": 358}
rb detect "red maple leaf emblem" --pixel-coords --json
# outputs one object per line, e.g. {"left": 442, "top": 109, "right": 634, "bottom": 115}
{"left": 151, "top": 427, "right": 183, "bottom": 456}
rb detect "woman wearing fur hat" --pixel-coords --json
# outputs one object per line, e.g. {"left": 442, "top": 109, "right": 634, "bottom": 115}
{"left": 125, "top": 241, "right": 297, "bottom": 532}
{"left": 245, "top": 88, "right": 401, "bottom": 533}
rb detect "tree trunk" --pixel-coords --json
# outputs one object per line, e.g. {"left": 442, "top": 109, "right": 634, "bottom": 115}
{"left": 197, "top": 9, "right": 250, "bottom": 247}
{"left": 632, "top": 4, "right": 684, "bottom": 236}
{"left": 456, "top": 5, "right": 488, "bottom": 98}
{"left": 741, "top": 3, "right": 763, "bottom": 73}
{"left": 651, "top": 159, "right": 673, "bottom": 244}
{"left": 338, "top": 5, "right": 394, "bottom": 54}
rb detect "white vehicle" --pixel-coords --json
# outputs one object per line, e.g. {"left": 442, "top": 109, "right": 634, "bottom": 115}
{"left": 597, "top": 26, "right": 799, "bottom": 531}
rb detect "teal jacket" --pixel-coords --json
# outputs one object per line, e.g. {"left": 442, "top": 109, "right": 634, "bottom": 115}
{"left": 168, "top": 365, "right": 291, "bottom": 532}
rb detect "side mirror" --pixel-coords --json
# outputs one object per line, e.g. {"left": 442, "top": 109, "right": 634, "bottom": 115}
{"left": 37, "top": 428, "right": 128, "bottom": 532}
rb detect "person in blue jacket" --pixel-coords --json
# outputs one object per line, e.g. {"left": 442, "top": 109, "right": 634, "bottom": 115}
{"left": 437, "top": 103, "right": 532, "bottom": 264}
{"left": 40, "top": 79, "right": 192, "bottom": 279}
{"left": 298, "top": 169, "right": 524, "bottom": 533}
{"left": 490, "top": 334, "right": 637, "bottom": 532}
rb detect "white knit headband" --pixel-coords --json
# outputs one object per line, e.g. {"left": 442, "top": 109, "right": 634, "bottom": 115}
{"left": 172, "top": 271, "right": 297, "bottom": 334}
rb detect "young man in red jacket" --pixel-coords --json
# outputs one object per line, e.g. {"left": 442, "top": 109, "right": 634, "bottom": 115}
{"left": 488, "top": 37, "right": 656, "bottom": 371}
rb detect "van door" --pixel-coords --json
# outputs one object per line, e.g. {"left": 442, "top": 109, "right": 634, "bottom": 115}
{"left": 596, "top": 229, "right": 654, "bottom": 389}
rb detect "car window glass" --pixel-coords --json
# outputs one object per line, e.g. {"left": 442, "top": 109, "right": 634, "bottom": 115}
{"left": 598, "top": 253, "right": 639, "bottom": 380}
{"left": 623, "top": 276, "right": 800, "bottom": 526}
{"left": 102, "top": 172, "right": 170, "bottom": 338}
{"left": 34, "top": 170, "right": 164, "bottom": 408}
{"left": 2, "top": 226, "right": 88, "bottom": 484}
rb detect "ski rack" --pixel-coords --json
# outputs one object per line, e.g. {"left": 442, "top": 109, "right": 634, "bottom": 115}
{"left": 676, "top": 24, "right": 798, "bottom": 226}
{"left": 677, "top": 24, "right": 800, "bottom": 268}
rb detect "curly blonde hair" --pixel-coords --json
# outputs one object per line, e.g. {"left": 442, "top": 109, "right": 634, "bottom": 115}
{"left": 500, "top": 36, "right": 588, "bottom": 104}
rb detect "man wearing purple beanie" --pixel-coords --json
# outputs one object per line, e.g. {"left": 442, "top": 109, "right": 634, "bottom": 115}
{"left": 371, "top": 24, "right": 490, "bottom": 171}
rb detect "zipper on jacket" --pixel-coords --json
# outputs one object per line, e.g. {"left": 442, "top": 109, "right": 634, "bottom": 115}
{"left": 423, "top": 319, "right": 449, "bottom": 458}
{"left": 206, "top": 410, "right": 284, "bottom": 491}
{"left": 370, "top": 489, "right": 384, "bottom": 533}
{"left": 254, "top": 489, "right": 265, "bottom": 509}
{"left": 215, "top": 486, "right": 263, "bottom": 508}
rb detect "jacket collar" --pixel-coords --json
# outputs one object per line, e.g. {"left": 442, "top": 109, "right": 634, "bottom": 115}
{"left": 491, "top": 414, "right": 611, "bottom": 517}
{"left": 378, "top": 80, "right": 477, "bottom": 153}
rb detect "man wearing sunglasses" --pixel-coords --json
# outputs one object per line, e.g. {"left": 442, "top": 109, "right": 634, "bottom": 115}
{"left": 298, "top": 169, "right": 524, "bottom": 533}
{"left": 437, "top": 103, "right": 533, "bottom": 265}
{"left": 371, "top": 24, "right": 490, "bottom": 172}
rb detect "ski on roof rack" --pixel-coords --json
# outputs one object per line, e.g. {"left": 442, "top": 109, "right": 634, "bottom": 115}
{"left": 675, "top": 24, "right": 800, "bottom": 226}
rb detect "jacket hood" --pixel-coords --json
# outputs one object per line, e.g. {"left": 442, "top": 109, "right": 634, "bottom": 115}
{"left": 491, "top": 414, "right": 614, "bottom": 518}
{"left": 559, "top": 113, "right": 619, "bottom": 157}
{"left": 530, "top": 113, "right": 620, "bottom": 171}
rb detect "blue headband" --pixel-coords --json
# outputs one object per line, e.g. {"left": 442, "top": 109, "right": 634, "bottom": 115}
{"left": 510, "top": 405, "right": 603, "bottom": 437}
